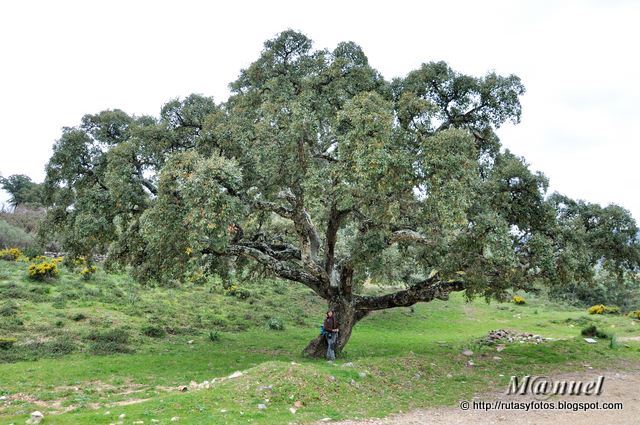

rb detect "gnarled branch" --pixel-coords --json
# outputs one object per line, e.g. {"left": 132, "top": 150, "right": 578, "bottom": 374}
{"left": 353, "top": 272, "right": 464, "bottom": 311}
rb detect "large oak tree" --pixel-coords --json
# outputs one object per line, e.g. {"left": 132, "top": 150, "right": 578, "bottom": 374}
{"left": 43, "top": 31, "right": 640, "bottom": 357}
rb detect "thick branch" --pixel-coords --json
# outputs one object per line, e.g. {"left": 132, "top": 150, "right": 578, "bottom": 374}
{"left": 353, "top": 273, "right": 464, "bottom": 311}
{"left": 225, "top": 244, "right": 328, "bottom": 297}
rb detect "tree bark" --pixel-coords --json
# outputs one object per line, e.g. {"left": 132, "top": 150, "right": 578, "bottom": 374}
{"left": 302, "top": 295, "right": 360, "bottom": 358}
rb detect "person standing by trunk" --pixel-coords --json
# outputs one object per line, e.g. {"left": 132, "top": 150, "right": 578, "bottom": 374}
{"left": 323, "top": 310, "right": 339, "bottom": 360}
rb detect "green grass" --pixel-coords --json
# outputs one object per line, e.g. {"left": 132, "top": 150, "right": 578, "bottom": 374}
{"left": 1, "top": 259, "right": 640, "bottom": 424}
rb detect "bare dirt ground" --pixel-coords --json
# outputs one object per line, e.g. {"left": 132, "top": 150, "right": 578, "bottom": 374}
{"left": 328, "top": 368, "right": 640, "bottom": 425}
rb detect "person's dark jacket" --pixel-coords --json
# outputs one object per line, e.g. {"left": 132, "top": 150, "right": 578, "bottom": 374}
{"left": 323, "top": 316, "right": 338, "bottom": 332}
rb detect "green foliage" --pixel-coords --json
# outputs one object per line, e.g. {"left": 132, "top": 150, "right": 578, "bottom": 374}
{"left": 0, "top": 221, "right": 35, "bottom": 249}
{"left": 38, "top": 30, "right": 640, "bottom": 317}
{"left": 0, "top": 174, "right": 43, "bottom": 207}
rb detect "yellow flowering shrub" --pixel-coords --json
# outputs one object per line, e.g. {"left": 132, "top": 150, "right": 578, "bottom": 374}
{"left": 588, "top": 304, "right": 605, "bottom": 314}
{"left": 80, "top": 265, "right": 97, "bottom": 280}
{"left": 28, "top": 260, "right": 59, "bottom": 281}
{"left": 628, "top": 311, "right": 640, "bottom": 320}
{"left": 512, "top": 295, "right": 526, "bottom": 305}
{"left": 0, "top": 248, "right": 22, "bottom": 261}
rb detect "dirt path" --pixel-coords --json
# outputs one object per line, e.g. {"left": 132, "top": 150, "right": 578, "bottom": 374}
{"left": 328, "top": 369, "right": 640, "bottom": 425}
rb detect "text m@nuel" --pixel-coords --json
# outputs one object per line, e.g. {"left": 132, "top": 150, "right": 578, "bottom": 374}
{"left": 507, "top": 375, "right": 605, "bottom": 396}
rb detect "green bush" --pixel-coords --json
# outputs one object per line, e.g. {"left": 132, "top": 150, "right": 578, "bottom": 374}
{"left": 85, "top": 329, "right": 132, "bottom": 354}
{"left": 0, "top": 220, "right": 34, "bottom": 249}
{"left": 581, "top": 325, "right": 612, "bottom": 339}
{"left": 208, "top": 330, "right": 220, "bottom": 342}
{"left": 266, "top": 317, "right": 284, "bottom": 331}
{"left": 142, "top": 325, "right": 166, "bottom": 338}
{"left": 70, "top": 313, "right": 87, "bottom": 321}
{"left": 225, "top": 283, "right": 251, "bottom": 299}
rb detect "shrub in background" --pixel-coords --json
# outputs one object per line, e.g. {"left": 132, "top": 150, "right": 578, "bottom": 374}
{"left": 0, "top": 248, "right": 22, "bottom": 261}
{"left": 85, "top": 328, "right": 132, "bottom": 354}
{"left": 512, "top": 295, "right": 526, "bottom": 305}
{"left": 0, "top": 220, "right": 34, "bottom": 249}
{"left": 80, "top": 265, "right": 97, "bottom": 280}
{"left": 588, "top": 304, "right": 605, "bottom": 314}
{"left": 628, "top": 311, "right": 640, "bottom": 320}
{"left": 27, "top": 259, "right": 59, "bottom": 281}
{"left": 225, "top": 283, "right": 251, "bottom": 299}
{"left": 142, "top": 324, "right": 166, "bottom": 338}
{"left": 581, "top": 324, "right": 612, "bottom": 339}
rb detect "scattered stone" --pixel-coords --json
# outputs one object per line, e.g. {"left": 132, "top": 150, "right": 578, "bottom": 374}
{"left": 179, "top": 385, "right": 188, "bottom": 392}
{"left": 414, "top": 373, "right": 421, "bottom": 379}
{"left": 289, "top": 407, "right": 297, "bottom": 414}
{"left": 0, "top": 396, "right": 6, "bottom": 401}
{"left": 133, "top": 421, "right": 144, "bottom": 424}
{"left": 493, "top": 356, "right": 502, "bottom": 361}
{"left": 484, "top": 329, "right": 547, "bottom": 345}
{"left": 151, "top": 420, "right": 160, "bottom": 424}
{"left": 220, "top": 409, "right": 227, "bottom": 413}
{"left": 320, "top": 418, "right": 332, "bottom": 422}
{"left": 257, "top": 403, "right": 267, "bottom": 410}
{"left": 104, "top": 411, "right": 110, "bottom": 415}
{"left": 584, "top": 338, "right": 597, "bottom": 344}
{"left": 446, "top": 373, "right": 453, "bottom": 378}
{"left": 342, "top": 362, "right": 354, "bottom": 367}
{"left": 328, "top": 375, "right": 336, "bottom": 381}
{"left": 257, "top": 384, "right": 273, "bottom": 391}
{"left": 496, "top": 344, "right": 506, "bottom": 352}
{"left": 170, "top": 417, "right": 179, "bottom": 422}
{"left": 466, "top": 360, "right": 474, "bottom": 367}
{"left": 187, "top": 340, "right": 194, "bottom": 344}
{"left": 228, "top": 371, "right": 243, "bottom": 379}
{"left": 26, "top": 411, "right": 44, "bottom": 425}
{"left": 294, "top": 400, "right": 303, "bottom": 408}
{"left": 350, "top": 379, "right": 357, "bottom": 385}
{"left": 462, "top": 349, "right": 474, "bottom": 356}
{"left": 290, "top": 361, "right": 299, "bottom": 366}
{"left": 358, "top": 372, "right": 367, "bottom": 378}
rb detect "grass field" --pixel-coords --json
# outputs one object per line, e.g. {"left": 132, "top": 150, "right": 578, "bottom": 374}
{"left": 1, "top": 259, "right": 639, "bottom": 424}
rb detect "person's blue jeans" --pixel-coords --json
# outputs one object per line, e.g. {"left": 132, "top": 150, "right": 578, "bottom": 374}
{"left": 326, "top": 331, "right": 336, "bottom": 360}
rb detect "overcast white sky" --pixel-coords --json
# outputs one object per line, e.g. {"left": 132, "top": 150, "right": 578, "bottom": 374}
{"left": 0, "top": 0, "right": 638, "bottom": 221}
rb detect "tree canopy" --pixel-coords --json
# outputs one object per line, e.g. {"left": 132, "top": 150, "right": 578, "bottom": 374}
{"left": 42, "top": 31, "right": 640, "bottom": 356}
{"left": 1, "top": 174, "right": 44, "bottom": 208}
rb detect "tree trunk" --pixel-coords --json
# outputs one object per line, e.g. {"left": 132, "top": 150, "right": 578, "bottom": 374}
{"left": 302, "top": 296, "right": 358, "bottom": 358}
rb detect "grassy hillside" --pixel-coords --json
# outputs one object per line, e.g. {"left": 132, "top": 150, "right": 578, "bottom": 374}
{"left": 1, "top": 259, "right": 640, "bottom": 424}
